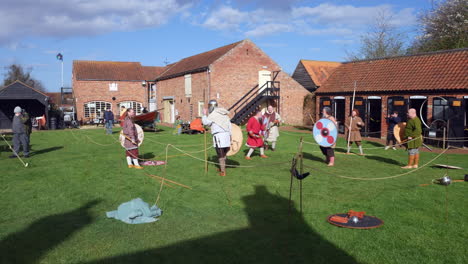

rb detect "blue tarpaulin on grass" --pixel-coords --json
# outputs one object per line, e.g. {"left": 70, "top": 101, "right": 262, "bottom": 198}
{"left": 106, "top": 198, "right": 162, "bottom": 224}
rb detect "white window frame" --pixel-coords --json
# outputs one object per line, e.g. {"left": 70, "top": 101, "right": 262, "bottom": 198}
{"left": 198, "top": 101, "right": 204, "bottom": 117}
{"left": 118, "top": 101, "right": 143, "bottom": 115}
{"left": 84, "top": 101, "right": 111, "bottom": 119}
{"left": 185, "top": 74, "right": 192, "bottom": 97}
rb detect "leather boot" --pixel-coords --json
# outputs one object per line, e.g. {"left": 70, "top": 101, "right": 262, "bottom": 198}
{"left": 412, "top": 154, "right": 419, "bottom": 169}
{"left": 401, "top": 155, "right": 415, "bottom": 169}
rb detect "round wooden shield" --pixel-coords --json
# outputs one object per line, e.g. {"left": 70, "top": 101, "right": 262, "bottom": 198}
{"left": 227, "top": 123, "right": 243, "bottom": 156}
{"left": 313, "top": 118, "right": 338, "bottom": 147}
{"left": 393, "top": 122, "right": 406, "bottom": 143}
{"left": 119, "top": 124, "right": 144, "bottom": 148}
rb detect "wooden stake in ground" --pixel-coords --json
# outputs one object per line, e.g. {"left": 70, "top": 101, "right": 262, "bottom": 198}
{"left": 346, "top": 81, "right": 357, "bottom": 153}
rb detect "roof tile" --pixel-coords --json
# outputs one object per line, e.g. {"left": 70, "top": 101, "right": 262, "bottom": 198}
{"left": 317, "top": 49, "right": 468, "bottom": 94}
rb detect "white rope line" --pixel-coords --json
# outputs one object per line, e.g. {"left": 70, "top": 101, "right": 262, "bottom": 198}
{"left": 303, "top": 147, "right": 450, "bottom": 181}
{"left": 169, "top": 144, "right": 290, "bottom": 168}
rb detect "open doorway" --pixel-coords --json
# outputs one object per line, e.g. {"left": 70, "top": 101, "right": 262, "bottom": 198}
{"left": 465, "top": 98, "right": 468, "bottom": 147}
{"left": 367, "top": 97, "right": 382, "bottom": 138}
{"left": 333, "top": 97, "right": 345, "bottom": 134}
{"left": 409, "top": 96, "right": 427, "bottom": 127}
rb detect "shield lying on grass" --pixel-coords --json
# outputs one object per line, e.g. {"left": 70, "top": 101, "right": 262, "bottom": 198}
{"left": 327, "top": 213, "right": 384, "bottom": 229}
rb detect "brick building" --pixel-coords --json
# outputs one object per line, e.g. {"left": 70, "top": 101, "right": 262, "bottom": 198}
{"left": 153, "top": 39, "right": 309, "bottom": 125}
{"left": 72, "top": 61, "right": 164, "bottom": 123}
{"left": 314, "top": 48, "right": 468, "bottom": 145}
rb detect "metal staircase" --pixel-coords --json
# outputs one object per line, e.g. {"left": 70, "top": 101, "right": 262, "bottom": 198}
{"left": 229, "top": 76, "right": 280, "bottom": 125}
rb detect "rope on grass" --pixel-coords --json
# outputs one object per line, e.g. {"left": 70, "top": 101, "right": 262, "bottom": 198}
{"left": 169, "top": 144, "right": 290, "bottom": 168}
{"left": 154, "top": 144, "right": 170, "bottom": 205}
{"left": 303, "top": 147, "right": 450, "bottom": 181}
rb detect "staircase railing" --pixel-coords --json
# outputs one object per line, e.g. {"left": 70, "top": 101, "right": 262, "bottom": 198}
{"left": 228, "top": 81, "right": 279, "bottom": 115}
{"left": 229, "top": 81, "right": 280, "bottom": 124}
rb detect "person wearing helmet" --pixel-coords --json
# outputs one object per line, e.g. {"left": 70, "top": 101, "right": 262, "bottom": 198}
{"left": 319, "top": 107, "right": 337, "bottom": 166}
{"left": 202, "top": 100, "right": 232, "bottom": 176}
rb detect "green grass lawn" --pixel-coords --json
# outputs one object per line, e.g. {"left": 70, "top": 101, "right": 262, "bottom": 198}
{"left": 1, "top": 126, "right": 467, "bottom": 264}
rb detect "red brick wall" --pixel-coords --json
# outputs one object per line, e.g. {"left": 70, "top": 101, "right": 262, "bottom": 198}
{"left": 156, "top": 40, "right": 310, "bottom": 125}
{"left": 73, "top": 76, "right": 147, "bottom": 122}
{"left": 156, "top": 72, "right": 208, "bottom": 122}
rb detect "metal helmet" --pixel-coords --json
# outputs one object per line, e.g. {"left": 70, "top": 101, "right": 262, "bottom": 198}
{"left": 439, "top": 175, "right": 452, "bottom": 186}
{"left": 208, "top": 99, "right": 218, "bottom": 113}
{"left": 349, "top": 216, "right": 359, "bottom": 224}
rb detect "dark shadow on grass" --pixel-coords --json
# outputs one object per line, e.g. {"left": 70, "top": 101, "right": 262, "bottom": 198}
{"left": 0, "top": 200, "right": 100, "bottom": 264}
{"left": 140, "top": 152, "right": 155, "bottom": 160}
{"left": 365, "top": 141, "right": 385, "bottom": 147}
{"left": 365, "top": 155, "right": 402, "bottom": 166}
{"left": 293, "top": 125, "right": 313, "bottom": 131}
{"left": 80, "top": 186, "right": 357, "bottom": 264}
{"left": 208, "top": 155, "right": 240, "bottom": 170}
{"left": 302, "top": 152, "right": 325, "bottom": 163}
{"left": 31, "top": 146, "right": 63, "bottom": 156}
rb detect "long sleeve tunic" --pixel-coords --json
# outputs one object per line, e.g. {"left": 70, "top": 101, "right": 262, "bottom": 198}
{"left": 346, "top": 116, "right": 364, "bottom": 142}
{"left": 246, "top": 116, "right": 265, "bottom": 148}
{"left": 404, "top": 117, "right": 422, "bottom": 149}
{"left": 122, "top": 117, "right": 138, "bottom": 150}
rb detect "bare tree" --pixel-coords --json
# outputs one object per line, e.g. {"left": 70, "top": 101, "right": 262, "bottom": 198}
{"left": 2, "top": 64, "right": 46, "bottom": 92}
{"left": 346, "top": 10, "right": 407, "bottom": 61}
{"left": 410, "top": 0, "right": 468, "bottom": 53}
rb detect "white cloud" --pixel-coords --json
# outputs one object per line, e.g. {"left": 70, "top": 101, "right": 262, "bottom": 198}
{"left": 202, "top": 6, "right": 248, "bottom": 31}
{"left": 245, "top": 23, "right": 292, "bottom": 37}
{"left": 201, "top": 3, "right": 416, "bottom": 39}
{"left": 0, "top": 0, "right": 191, "bottom": 45}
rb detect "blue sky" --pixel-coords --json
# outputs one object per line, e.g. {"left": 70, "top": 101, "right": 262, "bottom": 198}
{"left": 0, "top": 0, "right": 434, "bottom": 92}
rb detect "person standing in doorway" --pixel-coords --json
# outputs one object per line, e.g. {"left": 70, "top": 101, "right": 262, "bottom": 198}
{"left": 10, "top": 106, "right": 30, "bottom": 158}
{"left": 385, "top": 111, "right": 401, "bottom": 150}
{"left": 401, "top": 108, "right": 422, "bottom": 169}
{"left": 104, "top": 108, "right": 114, "bottom": 134}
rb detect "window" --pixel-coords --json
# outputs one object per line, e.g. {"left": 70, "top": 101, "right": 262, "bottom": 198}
{"left": 198, "top": 101, "right": 204, "bottom": 116}
{"left": 109, "top": 83, "right": 118, "bottom": 91}
{"left": 433, "top": 98, "right": 449, "bottom": 120}
{"left": 118, "top": 101, "right": 143, "bottom": 115}
{"left": 84, "top": 101, "right": 111, "bottom": 119}
{"left": 184, "top": 74, "right": 192, "bottom": 97}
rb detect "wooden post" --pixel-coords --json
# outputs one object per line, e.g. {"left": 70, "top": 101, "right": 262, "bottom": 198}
{"left": 299, "top": 137, "right": 304, "bottom": 214}
{"left": 346, "top": 81, "right": 357, "bottom": 153}
{"left": 204, "top": 131, "right": 208, "bottom": 173}
{"left": 443, "top": 127, "right": 446, "bottom": 149}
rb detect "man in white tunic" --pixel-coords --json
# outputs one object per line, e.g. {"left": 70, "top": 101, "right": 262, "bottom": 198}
{"left": 262, "top": 105, "right": 281, "bottom": 151}
{"left": 202, "top": 100, "right": 232, "bottom": 176}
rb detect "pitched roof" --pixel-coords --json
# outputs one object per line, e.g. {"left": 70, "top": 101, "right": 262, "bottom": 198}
{"left": 316, "top": 49, "right": 468, "bottom": 94}
{"left": 157, "top": 41, "right": 243, "bottom": 80}
{"left": 0, "top": 80, "right": 49, "bottom": 105}
{"left": 300, "top": 60, "right": 341, "bottom": 87}
{"left": 73, "top": 61, "right": 163, "bottom": 81}
{"left": 141, "top": 66, "right": 167, "bottom": 80}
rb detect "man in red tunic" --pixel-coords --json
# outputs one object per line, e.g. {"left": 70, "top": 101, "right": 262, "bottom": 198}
{"left": 245, "top": 110, "right": 268, "bottom": 160}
